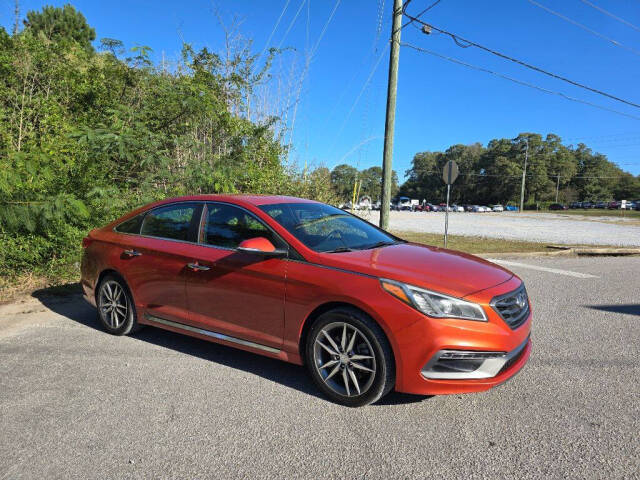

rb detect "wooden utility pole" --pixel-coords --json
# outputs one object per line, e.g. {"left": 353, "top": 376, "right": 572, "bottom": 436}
{"left": 380, "top": 0, "right": 403, "bottom": 230}
{"left": 519, "top": 138, "right": 529, "bottom": 213}
{"left": 555, "top": 175, "right": 560, "bottom": 203}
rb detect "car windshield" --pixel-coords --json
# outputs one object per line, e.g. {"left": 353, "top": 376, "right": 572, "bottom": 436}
{"left": 259, "top": 203, "right": 401, "bottom": 253}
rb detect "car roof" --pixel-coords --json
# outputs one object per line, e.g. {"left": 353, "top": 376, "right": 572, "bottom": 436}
{"left": 152, "top": 194, "right": 320, "bottom": 208}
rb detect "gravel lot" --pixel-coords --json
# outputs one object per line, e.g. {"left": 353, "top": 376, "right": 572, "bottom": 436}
{"left": 1, "top": 257, "right": 639, "bottom": 479}
{"left": 358, "top": 211, "right": 640, "bottom": 246}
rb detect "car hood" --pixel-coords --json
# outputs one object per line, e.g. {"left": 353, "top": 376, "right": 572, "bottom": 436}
{"left": 315, "top": 242, "right": 514, "bottom": 298}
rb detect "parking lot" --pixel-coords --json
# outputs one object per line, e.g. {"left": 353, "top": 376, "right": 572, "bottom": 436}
{"left": 359, "top": 210, "right": 640, "bottom": 247}
{"left": 1, "top": 256, "right": 638, "bottom": 479}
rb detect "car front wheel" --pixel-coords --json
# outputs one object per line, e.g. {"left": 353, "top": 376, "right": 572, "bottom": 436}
{"left": 305, "top": 307, "right": 395, "bottom": 407}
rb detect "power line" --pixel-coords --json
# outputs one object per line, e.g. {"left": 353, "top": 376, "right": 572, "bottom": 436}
{"left": 578, "top": 0, "right": 640, "bottom": 33}
{"left": 277, "top": 0, "right": 307, "bottom": 49}
{"left": 254, "top": 0, "right": 292, "bottom": 73}
{"left": 401, "top": 42, "right": 640, "bottom": 121}
{"left": 329, "top": 43, "right": 390, "bottom": 152}
{"left": 402, "top": 14, "right": 640, "bottom": 110}
{"left": 401, "top": 0, "right": 441, "bottom": 30}
{"left": 527, "top": 0, "right": 640, "bottom": 57}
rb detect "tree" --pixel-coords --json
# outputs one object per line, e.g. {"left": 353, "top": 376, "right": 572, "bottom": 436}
{"left": 23, "top": 4, "right": 96, "bottom": 52}
{"left": 330, "top": 164, "right": 358, "bottom": 201}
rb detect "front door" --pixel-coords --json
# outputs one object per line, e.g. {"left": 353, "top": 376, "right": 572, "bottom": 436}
{"left": 185, "top": 202, "right": 287, "bottom": 349}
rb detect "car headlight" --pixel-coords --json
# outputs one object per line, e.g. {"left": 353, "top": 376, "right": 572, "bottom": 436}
{"left": 380, "top": 279, "right": 487, "bottom": 321}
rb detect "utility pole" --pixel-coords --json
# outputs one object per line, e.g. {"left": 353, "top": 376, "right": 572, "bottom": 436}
{"left": 380, "top": 0, "right": 403, "bottom": 230}
{"left": 555, "top": 175, "right": 560, "bottom": 203}
{"left": 519, "top": 138, "right": 529, "bottom": 213}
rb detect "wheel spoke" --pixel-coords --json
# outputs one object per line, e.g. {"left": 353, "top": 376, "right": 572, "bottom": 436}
{"left": 341, "top": 323, "right": 347, "bottom": 351}
{"left": 316, "top": 340, "right": 338, "bottom": 356}
{"left": 112, "top": 286, "right": 122, "bottom": 303}
{"left": 346, "top": 331, "right": 357, "bottom": 352}
{"left": 350, "top": 361, "right": 374, "bottom": 373}
{"left": 324, "top": 364, "right": 340, "bottom": 382}
{"left": 105, "top": 283, "right": 113, "bottom": 302}
{"left": 348, "top": 368, "right": 361, "bottom": 395}
{"left": 318, "top": 359, "right": 338, "bottom": 370}
{"left": 109, "top": 309, "right": 116, "bottom": 328}
{"left": 350, "top": 354, "right": 373, "bottom": 361}
{"left": 322, "top": 331, "right": 341, "bottom": 353}
{"left": 114, "top": 304, "right": 126, "bottom": 315}
{"left": 342, "top": 368, "right": 351, "bottom": 396}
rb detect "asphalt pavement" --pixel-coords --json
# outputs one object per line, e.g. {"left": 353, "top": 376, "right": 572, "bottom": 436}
{"left": 1, "top": 256, "right": 639, "bottom": 479}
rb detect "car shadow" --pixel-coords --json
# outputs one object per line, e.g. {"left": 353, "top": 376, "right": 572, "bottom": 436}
{"left": 587, "top": 304, "right": 640, "bottom": 317}
{"left": 31, "top": 290, "right": 431, "bottom": 407}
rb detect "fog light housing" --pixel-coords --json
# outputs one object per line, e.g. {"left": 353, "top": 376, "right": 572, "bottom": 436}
{"left": 422, "top": 338, "right": 529, "bottom": 380}
{"left": 421, "top": 350, "right": 508, "bottom": 379}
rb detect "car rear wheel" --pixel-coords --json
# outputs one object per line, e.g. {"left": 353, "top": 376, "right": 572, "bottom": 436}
{"left": 305, "top": 307, "right": 395, "bottom": 407}
{"left": 96, "top": 275, "right": 139, "bottom": 335}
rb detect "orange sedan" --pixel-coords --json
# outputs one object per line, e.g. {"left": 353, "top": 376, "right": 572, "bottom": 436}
{"left": 81, "top": 195, "right": 531, "bottom": 406}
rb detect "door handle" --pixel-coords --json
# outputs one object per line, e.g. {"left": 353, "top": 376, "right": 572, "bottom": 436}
{"left": 123, "top": 249, "right": 142, "bottom": 257}
{"left": 187, "top": 263, "right": 211, "bottom": 272}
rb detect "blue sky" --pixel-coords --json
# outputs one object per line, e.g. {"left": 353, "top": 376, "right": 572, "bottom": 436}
{"left": 3, "top": 0, "right": 640, "bottom": 178}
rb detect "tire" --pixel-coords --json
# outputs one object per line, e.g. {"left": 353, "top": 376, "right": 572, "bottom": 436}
{"left": 305, "top": 307, "right": 395, "bottom": 407}
{"left": 96, "top": 274, "right": 140, "bottom": 336}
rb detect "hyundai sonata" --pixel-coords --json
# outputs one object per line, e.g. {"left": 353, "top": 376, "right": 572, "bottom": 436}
{"left": 81, "top": 195, "right": 531, "bottom": 406}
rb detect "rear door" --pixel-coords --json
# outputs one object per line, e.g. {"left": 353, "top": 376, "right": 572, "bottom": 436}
{"left": 115, "top": 202, "right": 202, "bottom": 324}
{"left": 185, "top": 202, "right": 287, "bottom": 349}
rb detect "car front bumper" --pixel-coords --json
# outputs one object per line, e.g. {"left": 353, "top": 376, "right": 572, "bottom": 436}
{"left": 391, "top": 276, "right": 532, "bottom": 395}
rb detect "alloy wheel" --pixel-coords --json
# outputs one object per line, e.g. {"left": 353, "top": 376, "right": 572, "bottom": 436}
{"left": 313, "top": 321, "right": 377, "bottom": 397}
{"left": 98, "top": 280, "right": 128, "bottom": 329}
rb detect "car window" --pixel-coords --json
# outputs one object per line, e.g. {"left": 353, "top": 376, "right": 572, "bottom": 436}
{"left": 259, "top": 203, "right": 399, "bottom": 252}
{"left": 115, "top": 214, "right": 144, "bottom": 234}
{"left": 202, "top": 203, "right": 281, "bottom": 249}
{"left": 140, "top": 204, "right": 197, "bottom": 241}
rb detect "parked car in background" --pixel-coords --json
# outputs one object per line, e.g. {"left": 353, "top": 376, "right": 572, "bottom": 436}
{"left": 471, "top": 205, "right": 483, "bottom": 212}
{"left": 80, "top": 194, "right": 532, "bottom": 407}
{"left": 548, "top": 203, "right": 568, "bottom": 211}
{"left": 492, "top": 205, "right": 504, "bottom": 212}
{"left": 595, "top": 201, "right": 607, "bottom": 209}
{"left": 451, "top": 204, "right": 465, "bottom": 212}
{"left": 581, "top": 201, "right": 594, "bottom": 209}
{"left": 505, "top": 205, "right": 519, "bottom": 212}
{"left": 569, "top": 202, "right": 581, "bottom": 209}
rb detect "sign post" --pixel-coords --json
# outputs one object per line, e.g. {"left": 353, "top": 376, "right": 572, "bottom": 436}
{"left": 442, "top": 160, "right": 459, "bottom": 248}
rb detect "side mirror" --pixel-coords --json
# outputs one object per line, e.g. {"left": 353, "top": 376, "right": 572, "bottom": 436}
{"left": 237, "top": 237, "right": 287, "bottom": 257}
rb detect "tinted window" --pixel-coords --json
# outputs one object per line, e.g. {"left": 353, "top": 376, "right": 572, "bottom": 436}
{"left": 115, "top": 214, "right": 144, "bottom": 234}
{"left": 259, "top": 203, "right": 399, "bottom": 252}
{"left": 140, "top": 204, "right": 197, "bottom": 241}
{"left": 202, "top": 203, "right": 281, "bottom": 249}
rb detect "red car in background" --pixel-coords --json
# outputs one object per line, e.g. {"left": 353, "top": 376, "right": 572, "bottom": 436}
{"left": 81, "top": 195, "right": 531, "bottom": 407}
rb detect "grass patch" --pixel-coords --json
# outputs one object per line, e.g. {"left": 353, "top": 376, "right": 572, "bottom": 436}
{"left": 529, "top": 209, "right": 640, "bottom": 219}
{"left": 0, "top": 264, "right": 79, "bottom": 305}
{"left": 393, "top": 231, "right": 569, "bottom": 254}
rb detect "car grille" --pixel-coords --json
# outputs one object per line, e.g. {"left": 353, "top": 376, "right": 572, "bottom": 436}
{"left": 491, "top": 285, "right": 530, "bottom": 330}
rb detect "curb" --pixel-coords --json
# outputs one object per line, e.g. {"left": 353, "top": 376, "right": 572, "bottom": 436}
{"left": 479, "top": 246, "right": 640, "bottom": 259}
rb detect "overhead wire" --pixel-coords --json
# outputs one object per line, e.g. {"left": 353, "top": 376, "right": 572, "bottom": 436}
{"left": 401, "top": 42, "right": 640, "bottom": 121}
{"left": 527, "top": 0, "right": 640, "bottom": 57}
{"left": 277, "top": 0, "right": 307, "bottom": 49}
{"left": 401, "top": 12, "right": 640, "bottom": 110}
{"left": 578, "top": 0, "right": 640, "bottom": 33}
{"left": 254, "top": 0, "right": 292, "bottom": 73}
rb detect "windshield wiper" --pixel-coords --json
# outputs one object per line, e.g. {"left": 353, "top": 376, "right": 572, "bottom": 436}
{"left": 323, "top": 246, "right": 353, "bottom": 253}
{"left": 361, "top": 241, "right": 397, "bottom": 250}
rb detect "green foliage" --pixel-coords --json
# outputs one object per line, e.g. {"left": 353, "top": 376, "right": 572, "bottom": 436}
{"left": 23, "top": 4, "right": 96, "bottom": 52}
{"left": 329, "top": 164, "right": 398, "bottom": 202}
{"left": 0, "top": 6, "right": 323, "bottom": 280}
{"left": 401, "top": 133, "right": 640, "bottom": 204}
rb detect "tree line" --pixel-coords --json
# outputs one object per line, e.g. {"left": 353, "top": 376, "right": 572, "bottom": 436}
{"left": 399, "top": 134, "right": 640, "bottom": 207}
